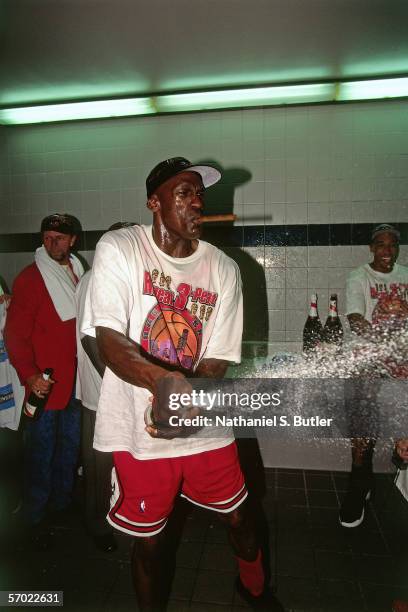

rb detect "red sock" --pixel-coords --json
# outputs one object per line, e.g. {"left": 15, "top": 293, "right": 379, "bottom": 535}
{"left": 237, "top": 549, "right": 264, "bottom": 597}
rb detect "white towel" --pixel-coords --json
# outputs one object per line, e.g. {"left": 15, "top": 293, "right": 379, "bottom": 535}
{"left": 395, "top": 468, "right": 408, "bottom": 503}
{"left": 35, "top": 246, "right": 84, "bottom": 321}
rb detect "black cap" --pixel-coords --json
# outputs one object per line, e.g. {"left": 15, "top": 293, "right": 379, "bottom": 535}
{"left": 146, "top": 157, "right": 221, "bottom": 197}
{"left": 41, "top": 213, "right": 81, "bottom": 235}
{"left": 371, "top": 223, "right": 400, "bottom": 242}
{"left": 108, "top": 221, "right": 137, "bottom": 231}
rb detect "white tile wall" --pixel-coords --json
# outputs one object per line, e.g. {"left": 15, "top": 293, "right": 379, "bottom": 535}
{"left": 1, "top": 100, "right": 408, "bottom": 353}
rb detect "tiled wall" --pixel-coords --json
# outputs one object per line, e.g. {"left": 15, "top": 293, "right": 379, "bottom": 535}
{"left": 1, "top": 100, "right": 408, "bottom": 354}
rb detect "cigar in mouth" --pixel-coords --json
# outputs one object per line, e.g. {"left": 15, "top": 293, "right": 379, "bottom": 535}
{"left": 199, "top": 214, "right": 237, "bottom": 223}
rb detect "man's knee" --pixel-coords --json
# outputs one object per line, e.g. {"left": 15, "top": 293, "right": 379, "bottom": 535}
{"left": 132, "top": 534, "right": 162, "bottom": 572}
{"left": 219, "top": 503, "right": 260, "bottom": 561}
{"left": 218, "top": 505, "right": 247, "bottom": 530}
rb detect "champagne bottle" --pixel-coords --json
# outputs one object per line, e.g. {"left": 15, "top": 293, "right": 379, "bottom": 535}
{"left": 24, "top": 368, "right": 53, "bottom": 420}
{"left": 303, "top": 294, "right": 323, "bottom": 354}
{"left": 323, "top": 294, "right": 343, "bottom": 345}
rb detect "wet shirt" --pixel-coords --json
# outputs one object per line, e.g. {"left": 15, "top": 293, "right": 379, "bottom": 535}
{"left": 346, "top": 263, "right": 408, "bottom": 323}
{"left": 81, "top": 224, "right": 243, "bottom": 459}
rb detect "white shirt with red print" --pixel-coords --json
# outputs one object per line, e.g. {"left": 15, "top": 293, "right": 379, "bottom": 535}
{"left": 346, "top": 263, "right": 408, "bottom": 324}
{"left": 81, "top": 224, "right": 243, "bottom": 460}
{"left": 346, "top": 263, "right": 408, "bottom": 377}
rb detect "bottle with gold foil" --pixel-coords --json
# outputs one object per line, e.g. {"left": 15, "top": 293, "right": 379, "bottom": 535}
{"left": 303, "top": 294, "right": 323, "bottom": 354}
{"left": 323, "top": 294, "right": 343, "bottom": 346}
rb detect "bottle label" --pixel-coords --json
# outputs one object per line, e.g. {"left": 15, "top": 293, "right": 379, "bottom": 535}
{"left": 329, "top": 302, "right": 338, "bottom": 317}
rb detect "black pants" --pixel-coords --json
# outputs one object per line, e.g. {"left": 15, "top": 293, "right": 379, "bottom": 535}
{"left": 344, "top": 378, "right": 381, "bottom": 439}
{"left": 81, "top": 406, "right": 113, "bottom": 537}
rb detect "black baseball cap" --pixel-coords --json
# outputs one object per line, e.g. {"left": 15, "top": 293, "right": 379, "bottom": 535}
{"left": 371, "top": 223, "right": 400, "bottom": 242}
{"left": 41, "top": 213, "right": 81, "bottom": 235}
{"left": 146, "top": 157, "right": 221, "bottom": 197}
{"left": 108, "top": 221, "right": 137, "bottom": 231}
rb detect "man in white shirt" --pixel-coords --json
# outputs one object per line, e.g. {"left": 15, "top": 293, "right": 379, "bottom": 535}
{"left": 75, "top": 270, "right": 116, "bottom": 552}
{"left": 75, "top": 221, "right": 136, "bottom": 553}
{"left": 340, "top": 224, "right": 408, "bottom": 528}
{"left": 82, "top": 157, "right": 283, "bottom": 611}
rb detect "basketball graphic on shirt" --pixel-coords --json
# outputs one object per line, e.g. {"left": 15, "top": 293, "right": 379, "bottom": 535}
{"left": 372, "top": 290, "right": 408, "bottom": 331}
{"left": 141, "top": 305, "right": 202, "bottom": 370}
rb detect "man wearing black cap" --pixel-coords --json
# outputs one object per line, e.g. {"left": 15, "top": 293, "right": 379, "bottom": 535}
{"left": 340, "top": 223, "right": 408, "bottom": 528}
{"left": 5, "top": 213, "right": 84, "bottom": 548}
{"left": 82, "top": 158, "right": 283, "bottom": 611}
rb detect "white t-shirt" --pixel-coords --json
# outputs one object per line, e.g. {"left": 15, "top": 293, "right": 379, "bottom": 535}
{"left": 346, "top": 263, "right": 408, "bottom": 323}
{"left": 75, "top": 271, "right": 101, "bottom": 411}
{"left": 81, "top": 224, "right": 243, "bottom": 459}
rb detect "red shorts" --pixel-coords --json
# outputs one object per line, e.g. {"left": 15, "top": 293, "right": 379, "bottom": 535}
{"left": 108, "top": 442, "right": 247, "bottom": 537}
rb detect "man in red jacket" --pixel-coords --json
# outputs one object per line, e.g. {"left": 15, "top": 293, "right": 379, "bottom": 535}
{"left": 5, "top": 213, "right": 84, "bottom": 549}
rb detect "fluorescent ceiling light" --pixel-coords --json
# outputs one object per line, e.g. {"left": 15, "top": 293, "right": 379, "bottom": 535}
{"left": 1, "top": 77, "right": 407, "bottom": 125}
{"left": 337, "top": 77, "right": 408, "bottom": 101}
{"left": 156, "top": 83, "right": 335, "bottom": 112}
{"left": 0, "top": 97, "right": 154, "bottom": 125}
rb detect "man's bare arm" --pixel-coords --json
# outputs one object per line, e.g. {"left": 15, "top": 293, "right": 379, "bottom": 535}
{"left": 347, "top": 313, "right": 372, "bottom": 337}
{"left": 96, "top": 326, "right": 166, "bottom": 394}
{"left": 96, "top": 328, "right": 232, "bottom": 439}
{"left": 96, "top": 327, "right": 204, "bottom": 439}
{"left": 81, "top": 336, "right": 106, "bottom": 379}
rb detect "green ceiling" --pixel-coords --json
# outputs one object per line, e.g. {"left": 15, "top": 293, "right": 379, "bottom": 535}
{"left": 1, "top": 0, "right": 408, "bottom": 106}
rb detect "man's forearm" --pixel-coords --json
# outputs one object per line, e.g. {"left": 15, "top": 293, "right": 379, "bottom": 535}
{"left": 347, "top": 313, "right": 373, "bottom": 338}
{"left": 96, "top": 326, "right": 167, "bottom": 393}
{"left": 81, "top": 336, "right": 106, "bottom": 379}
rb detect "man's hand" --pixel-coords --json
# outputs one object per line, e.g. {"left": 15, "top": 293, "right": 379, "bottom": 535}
{"left": 0, "top": 293, "right": 11, "bottom": 308}
{"left": 347, "top": 313, "right": 373, "bottom": 338}
{"left": 145, "top": 358, "right": 229, "bottom": 439}
{"left": 145, "top": 372, "right": 201, "bottom": 440}
{"left": 26, "top": 373, "right": 54, "bottom": 399}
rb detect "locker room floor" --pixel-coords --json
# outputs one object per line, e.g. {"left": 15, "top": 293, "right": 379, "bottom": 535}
{"left": 1, "top": 438, "right": 408, "bottom": 612}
